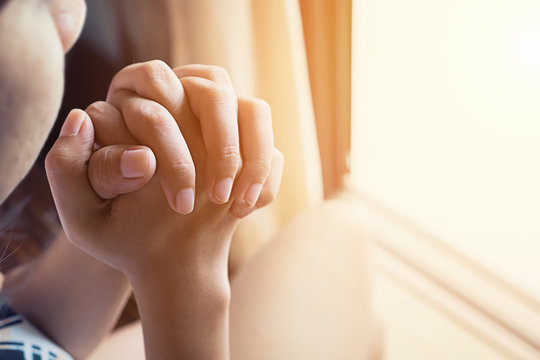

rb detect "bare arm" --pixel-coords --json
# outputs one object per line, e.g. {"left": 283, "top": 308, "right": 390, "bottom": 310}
{"left": 230, "top": 197, "right": 380, "bottom": 360}
{"left": 2, "top": 230, "right": 130, "bottom": 359}
{"left": 128, "top": 231, "right": 233, "bottom": 360}
{"left": 1, "top": 107, "right": 158, "bottom": 359}
{"left": 41, "top": 62, "right": 282, "bottom": 359}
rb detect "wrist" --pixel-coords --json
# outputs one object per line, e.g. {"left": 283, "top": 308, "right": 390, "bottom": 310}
{"left": 123, "top": 228, "right": 233, "bottom": 287}
{"left": 128, "top": 257, "right": 231, "bottom": 305}
{"left": 127, "top": 255, "right": 231, "bottom": 360}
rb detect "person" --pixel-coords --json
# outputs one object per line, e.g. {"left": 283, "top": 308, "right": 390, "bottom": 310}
{"left": 0, "top": 0, "right": 378, "bottom": 359}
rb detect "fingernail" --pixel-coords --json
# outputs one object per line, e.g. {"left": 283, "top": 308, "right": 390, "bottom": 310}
{"left": 175, "top": 188, "right": 195, "bottom": 214}
{"left": 213, "top": 178, "right": 234, "bottom": 203}
{"left": 244, "top": 183, "right": 263, "bottom": 207}
{"left": 60, "top": 110, "right": 85, "bottom": 136}
{"left": 121, "top": 149, "right": 149, "bottom": 179}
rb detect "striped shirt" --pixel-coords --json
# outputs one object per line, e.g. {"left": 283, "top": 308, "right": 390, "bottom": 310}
{"left": 0, "top": 296, "right": 73, "bottom": 360}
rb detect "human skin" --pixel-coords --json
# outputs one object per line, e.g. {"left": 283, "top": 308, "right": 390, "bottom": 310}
{"left": 87, "top": 196, "right": 380, "bottom": 360}
{"left": 45, "top": 61, "right": 283, "bottom": 359}
{"left": 0, "top": 0, "right": 280, "bottom": 358}
{"left": 0, "top": 2, "right": 378, "bottom": 359}
{"left": 0, "top": 0, "right": 85, "bottom": 203}
{"left": 0, "top": 1, "right": 136, "bottom": 358}
{"left": 0, "top": 0, "right": 141, "bottom": 357}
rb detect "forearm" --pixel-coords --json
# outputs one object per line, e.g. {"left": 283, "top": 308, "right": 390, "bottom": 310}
{"left": 2, "top": 230, "right": 131, "bottom": 359}
{"left": 128, "top": 245, "right": 231, "bottom": 360}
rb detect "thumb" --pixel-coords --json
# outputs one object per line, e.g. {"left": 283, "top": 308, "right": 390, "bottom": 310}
{"left": 45, "top": 109, "right": 104, "bottom": 242}
{"left": 88, "top": 145, "right": 156, "bottom": 199}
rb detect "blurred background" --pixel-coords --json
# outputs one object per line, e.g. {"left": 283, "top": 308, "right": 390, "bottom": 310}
{"left": 1, "top": 0, "right": 540, "bottom": 358}
{"left": 352, "top": 0, "right": 540, "bottom": 358}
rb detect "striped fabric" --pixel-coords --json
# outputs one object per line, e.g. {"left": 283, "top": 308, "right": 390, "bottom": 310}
{"left": 0, "top": 296, "right": 72, "bottom": 360}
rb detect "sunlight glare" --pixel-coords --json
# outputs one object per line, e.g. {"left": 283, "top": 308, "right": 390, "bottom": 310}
{"left": 514, "top": 25, "right": 540, "bottom": 70}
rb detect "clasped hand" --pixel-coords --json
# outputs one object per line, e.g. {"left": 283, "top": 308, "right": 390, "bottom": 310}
{"left": 45, "top": 61, "right": 283, "bottom": 277}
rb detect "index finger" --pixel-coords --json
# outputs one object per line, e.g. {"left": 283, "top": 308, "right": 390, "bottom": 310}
{"left": 106, "top": 60, "right": 186, "bottom": 116}
{"left": 106, "top": 61, "right": 196, "bottom": 214}
{"left": 109, "top": 90, "right": 196, "bottom": 214}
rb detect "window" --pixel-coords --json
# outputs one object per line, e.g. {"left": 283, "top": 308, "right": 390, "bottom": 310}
{"left": 351, "top": 0, "right": 540, "bottom": 357}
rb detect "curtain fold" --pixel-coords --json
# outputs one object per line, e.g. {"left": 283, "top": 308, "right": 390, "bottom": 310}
{"left": 300, "top": 0, "right": 352, "bottom": 198}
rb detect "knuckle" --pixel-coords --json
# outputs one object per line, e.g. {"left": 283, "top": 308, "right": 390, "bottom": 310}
{"left": 171, "top": 161, "right": 196, "bottom": 178}
{"left": 206, "top": 65, "right": 230, "bottom": 82}
{"left": 44, "top": 151, "right": 60, "bottom": 173}
{"left": 45, "top": 148, "right": 74, "bottom": 174}
{"left": 140, "top": 101, "right": 168, "bottom": 120}
{"left": 174, "top": 64, "right": 231, "bottom": 85}
{"left": 91, "top": 149, "right": 113, "bottom": 187}
{"left": 139, "top": 60, "right": 171, "bottom": 90}
{"left": 208, "top": 84, "right": 235, "bottom": 105}
{"left": 218, "top": 144, "right": 241, "bottom": 169}
{"left": 141, "top": 60, "right": 169, "bottom": 75}
{"left": 129, "top": 101, "right": 171, "bottom": 132}
{"left": 207, "top": 65, "right": 227, "bottom": 76}
{"left": 246, "top": 156, "right": 272, "bottom": 179}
